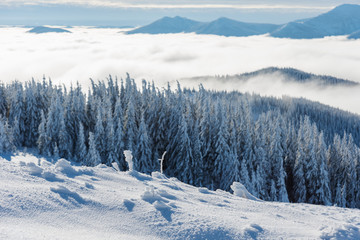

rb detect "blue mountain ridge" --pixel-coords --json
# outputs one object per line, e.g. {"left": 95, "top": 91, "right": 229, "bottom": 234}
{"left": 127, "top": 16, "right": 279, "bottom": 36}
{"left": 28, "top": 26, "right": 71, "bottom": 34}
{"left": 127, "top": 4, "right": 360, "bottom": 39}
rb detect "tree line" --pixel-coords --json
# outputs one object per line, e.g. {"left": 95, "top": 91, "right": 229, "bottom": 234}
{"left": 0, "top": 75, "right": 359, "bottom": 208}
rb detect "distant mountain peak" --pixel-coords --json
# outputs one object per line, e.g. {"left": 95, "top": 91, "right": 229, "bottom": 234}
{"left": 318, "top": 3, "right": 360, "bottom": 19}
{"left": 27, "top": 26, "right": 71, "bottom": 34}
{"left": 127, "top": 16, "right": 202, "bottom": 34}
{"left": 214, "top": 17, "right": 233, "bottom": 22}
{"left": 332, "top": 3, "right": 360, "bottom": 10}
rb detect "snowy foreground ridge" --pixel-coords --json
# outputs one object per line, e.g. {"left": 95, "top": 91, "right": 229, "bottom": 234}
{"left": 1, "top": 154, "right": 360, "bottom": 240}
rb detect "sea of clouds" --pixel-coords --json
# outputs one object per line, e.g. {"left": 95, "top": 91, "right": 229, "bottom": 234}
{"left": 1, "top": 27, "right": 360, "bottom": 113}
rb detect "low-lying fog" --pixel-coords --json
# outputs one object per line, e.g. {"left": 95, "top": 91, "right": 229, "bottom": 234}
{"left": 1, "top": 27, "right": 360, "bottom": 114}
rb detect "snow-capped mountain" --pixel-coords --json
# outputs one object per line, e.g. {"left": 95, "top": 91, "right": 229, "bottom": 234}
{"left": 1, "top": 153, "right": 359, "bottom": 240}
{"left": 27, "top": 26, "right": 71, "bottom": 34}
{"left": 271, "top": 4, "right": 360, "bottom": 39}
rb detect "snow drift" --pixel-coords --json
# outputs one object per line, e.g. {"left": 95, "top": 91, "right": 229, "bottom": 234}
{"left": 1, "top": 153, "right": 360, "bottom": 239}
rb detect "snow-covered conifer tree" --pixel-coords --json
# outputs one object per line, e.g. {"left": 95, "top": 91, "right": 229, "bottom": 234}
{"left": 75, "top": 122, "right": 87, "bottom": 163}
{"left": 12, "top": 117, "right": 22, "bottom": 148}
{"left": 37, "top": 111, "right": 48, "bottom": 155}
{"left": 86, "top": 132, "right": 101, "bottom": 167}
{"left": 168, "top": 112, "right": 193, "bottom": 183}
{"left": 46, "top": 93, "right": 64, "bottom": 156}
{"left": 191, "top": 119, "right": 204, "bottom": 187}
{"left": 213, "top": 100, "right": 239, "bottom": 191}
{"left": 24, "top": 82, "right": 41, "bottom": 147}
{"left": 94, "top": 105, "right": 106, "bottom": 163}
{"left": 8, "top": 84, "right": 25, "bottom": 146}
{"left": 303, "top": 118, "right": 319, "bottom": 204}
{"left": 124, "top": 95, "right": 137, "bottom": 153}
{"left": 269, "top": 117, "right": 288, "bottom": 202}
{"left": 58, "top": 116, "right": 71, "bottom": 159}
{"left": 113, "top": 97, "right": 126, "bottom": 170}
{"left": 316, "top": 132, "right": 332, "bottom": 205}
{"left": 135, "top": 113, "right": 153, "bottom": 174}
{"left": 105, "top": 102, "right": 116, "bottom": 166}
{"left": 0, "top": 117, "right": 13, "bottom": 153}
{"left": 293, "top": 122, "right": 307, "bottom": 203}
{"left": 198, "top": 97, "right": 214, "bottom": 188}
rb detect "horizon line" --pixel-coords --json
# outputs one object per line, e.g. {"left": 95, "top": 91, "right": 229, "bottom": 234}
{"left": 0, "top": 2, "right": 337, "bottom": 11}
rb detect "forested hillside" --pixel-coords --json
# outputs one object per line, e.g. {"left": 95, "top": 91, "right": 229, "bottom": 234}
{"left": 0, "top": 75, "right": 359, "bottom": 208}
{"left": 188, "top": 67, "right": 358, "bottom": 87}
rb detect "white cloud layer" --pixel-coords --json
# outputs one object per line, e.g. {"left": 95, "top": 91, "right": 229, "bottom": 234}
{"left": 1, "top": 27, "right": 360, "bottom": 114}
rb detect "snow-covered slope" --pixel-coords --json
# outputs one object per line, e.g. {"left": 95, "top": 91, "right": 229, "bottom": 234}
{"left": 271, "top": 4, "right": 360, "bottom": 39}
{"left": 27, "top": 26, "right": 71, "bottom": 34}
{"left": 1, "top": 153, "right": 360, "bottom": 239}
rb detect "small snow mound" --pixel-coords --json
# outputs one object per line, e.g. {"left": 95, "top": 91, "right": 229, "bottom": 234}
{"left": 141, "top": 187, "right": 165, "bottom": 204}
{"left": 24, "top": 162, "right": 43, "bottom": 176}
{"left": 231, "top": 182, "right": 259, "bottom": 201}
{"left": 55, "top": 158, "right": 93, "bottom": 177}
{"left": 55, "top": 159, "right": 76, "bottom": 173}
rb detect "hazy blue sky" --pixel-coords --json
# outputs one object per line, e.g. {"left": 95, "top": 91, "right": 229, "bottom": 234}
{"left": 2, "top": 0, "right": 360, "bottom": 8}
{"left": 1, "top": 0, "right": 360, "bottom": 26}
